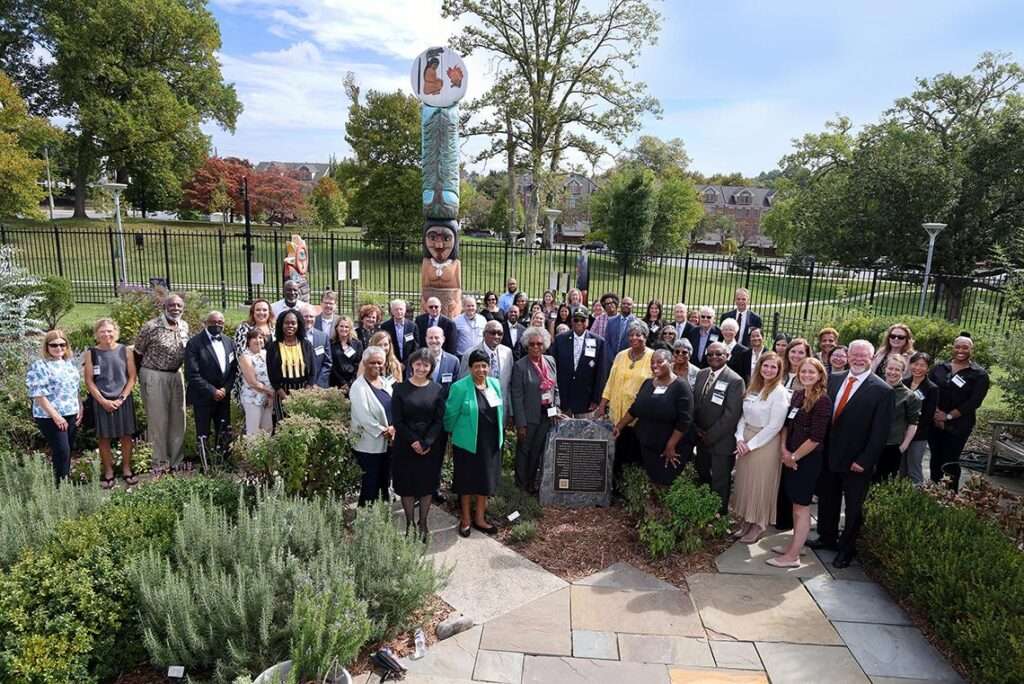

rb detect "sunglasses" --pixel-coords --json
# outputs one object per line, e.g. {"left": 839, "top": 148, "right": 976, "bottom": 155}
{"left": 485, "top": 330, "right": 502, "bottom": 335}
{"left": 673, "top": 349, "right": 689, "bottom": 355}
{"left": 889, "top": 334, "right": 907, "bottom": 340}
{"left": 48, "top": 342, "right": 67, "bottom": 348}
{"left": 700, "top": 315, "right": 712, "bottom": 319}
{"left": 707, "top": 351, "right": 725, "bottom": 356}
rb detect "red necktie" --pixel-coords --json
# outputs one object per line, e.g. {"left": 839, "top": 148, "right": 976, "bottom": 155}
{"left": 833, "top": 375, "right": 856, "bottom": 423}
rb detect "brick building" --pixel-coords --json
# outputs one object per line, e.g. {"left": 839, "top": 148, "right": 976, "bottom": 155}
{"left": 696, "top": 184, "right": 776, "bottom": 249}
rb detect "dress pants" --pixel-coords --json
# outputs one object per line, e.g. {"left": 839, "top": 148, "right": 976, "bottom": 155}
{"left": 35, "top": 415, "right": 77, "bottom": 485}
{"left": 515, "top": 417, "right": 551, "bottom": 492}
{"left": 140, "top": 367, "right": 186, "bottom": 469}
{"left": 901, "top": 440, "right": 927, "bottom": 484}
{"left": 928, "top": 430, "right": 969, "bottom": 490}
{"left": 193, "top": 394, "right": 231, "bottom": 440}
{"left": 695, "top": 445, "right": 735, "bottom": 516}
{"left": 242, "top": 402, "right": 273, "bottom": 435}
{"left": 816, "top": 467, "right": 872, "bottom": 555}
{"left": 873, "top": 444, "right": 903, "bottom": 483}
{"left": 355, "top": 449, "right": 391, "bottom": 506}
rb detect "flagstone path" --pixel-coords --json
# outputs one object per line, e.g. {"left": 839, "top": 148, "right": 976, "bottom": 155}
{"left": 355, "top": 508, "right": 962, "bottom": 684}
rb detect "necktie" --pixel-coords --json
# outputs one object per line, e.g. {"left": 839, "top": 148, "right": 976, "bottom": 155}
{"left": 491, "top": 349, "right": 499, "bottom": 377}
{"left": 702, "top": 371, "right": 716, "bottom": 400}
{"left": 833, "top": 375, "right": 857, "bottom": 423}
{"left": 430, "top": 317, "right": 437, "bottom": 328}
{"left": 737, "top": 312, "right": 744, "bottom": 340}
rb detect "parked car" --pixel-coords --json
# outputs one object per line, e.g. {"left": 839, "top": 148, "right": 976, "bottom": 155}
{"left": 581, "top": 240, "right": 609, "bottom": 253}
{"left": 512, "top": 231, "right": 543, "bottom": 247}
{"left": 463, "top": 228, "right": 496, "bottom": 238}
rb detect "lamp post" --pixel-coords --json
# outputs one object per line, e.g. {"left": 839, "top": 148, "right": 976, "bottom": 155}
{"left": 918, "top": 222, "right": 946, "bottom": 316}
{"left": 101, "top": 180, "right": 129, "bottom": 286}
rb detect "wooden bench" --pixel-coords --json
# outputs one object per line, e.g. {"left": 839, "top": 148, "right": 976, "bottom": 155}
{"left": 987, "top": 421, "right": 1024, "bottom": 475}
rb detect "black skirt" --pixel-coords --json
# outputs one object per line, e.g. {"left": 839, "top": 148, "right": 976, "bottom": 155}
{"left": 782, "top": 449, "right": 822, "bottom": 506}
{"left": 452, "top": 389, "right": 501, "bottom": 496}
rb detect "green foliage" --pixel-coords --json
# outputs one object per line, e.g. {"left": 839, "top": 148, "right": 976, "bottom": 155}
{"left": 618, "top": 464, "right": 652, "bottom": 518}
{"left": 591, "top": 166, "right": 658, "bottom": 269}
{"left": 624, "top": 135, "right": 690, "bottom": 175}
{"left": 109, "top": 288, "right": 210, "bottom": 343}
{"left": 508, "top": 520, "right": 538, "bottom": 545}
{"left": 487, "top": 472, "right": 543, "bottom": 523}
{"left": 310, "top": 176, "right": 349, "bottom": 229}
{"left": 234, "top": 414, "right": 360, "bottom": 500}
{"left": 996, "top": 336, "right": 1024, "bottom": 418}
{"left": 637, "top": 518, "right": 676, "bottom": 560}
{"left": 650, "top": 173, "right": 703, "bottom": 254}
{"left": 486, "top": 190, "right": 525, "bottom": 237}
{"left": 288, "top": 577, "right": 371, "bottom": 684}
{"left": 862, "top": 479, "right": 1024, "bottom": 684}
{"left": 281, "top": 387, "right": 351, "bottom": 425}
{"left": 352, "top": 165, "right": 423, "bottom": 245}
{"left": 0, "top": 72, "right": 59, "bottom": 219}
{"left": 107, "top": 471, "right": 242, "bottom": 515}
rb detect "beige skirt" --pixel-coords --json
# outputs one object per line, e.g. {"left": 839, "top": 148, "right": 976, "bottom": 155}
{"left": 731, "top": 424, "right": 782, "bottom": 528}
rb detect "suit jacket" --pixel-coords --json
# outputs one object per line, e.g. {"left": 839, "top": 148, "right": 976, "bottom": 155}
{"left": 685, "top": 325, "right": 724, "bottom": 368}
{"left": 603, "top": 314, "right": 634, "bottom": 363}
{"left": 692, "top": 365, "right": 745, "bottom": 455}
{"left": 459, "top": 342, "right": 514, "bottom": 418}
{"left": 429, "top": 350, "right": 461, "bottom": 396}
{"left": 721, "top": 309, "right": 763, "bottom": 347}
{"left": 349, "top": 375, "right": 392, "bottom": 453}
{"left": 414, "top": 313, "right": 457, "bottom": 355}
{"left": 306, "top": 329, "right": 332, "bottom": 388}
{"left": 185, "top": 331, "right": 238, "bottom": 405}
{"left": 826, "top": 371, "right": 894, "bottom": 472}
{"left": 668, "top": 321, "right": 693, "bottom": 340}
{"left": 444, "top": 375, "right": 504, "bottom": 453}
{"left": 266, "top": 339, "right": 316, "bottom": 390}
{"left": 502, "top": 320, "right": 527, "bottom": 358}
{"left": 552, "top": 330, "right": 607, "bottom": 414}
{"left": 727, "top": 343, "right": 753, "bottom": 385}
{"left": 313, "top": 314, "right": 336, "bottom": 338}
{"left": 381, "top": 317, "right": 419, "bottom": 364}
{"left": 510, "top": 354, "right": 560, "bottom": 427}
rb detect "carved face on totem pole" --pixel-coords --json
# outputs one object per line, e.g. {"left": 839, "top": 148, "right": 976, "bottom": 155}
{"left": 424, "top": 222, "right": 459, "bottom": 264}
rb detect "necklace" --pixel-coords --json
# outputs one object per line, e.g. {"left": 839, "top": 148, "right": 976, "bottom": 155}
{"left": 430, "top": 258, "right": 451, "bottom": 278}
{"left": 628, "top": 348, "right": 644, "bottom": 369}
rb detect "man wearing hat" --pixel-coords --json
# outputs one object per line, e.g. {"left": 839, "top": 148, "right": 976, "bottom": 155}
{"left": 552, "top": 306, "right": 608, "bottom": 417}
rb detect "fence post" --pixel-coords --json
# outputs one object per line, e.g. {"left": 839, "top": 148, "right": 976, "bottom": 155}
{"left": 561, "top": 243, "right": 569, "bottom": 275}
{"left": 218, "top": 225, "right": 227, "bottom": 309}
{"left": 620, "top": 254, "right": 628, "bottom": 295}
{"left": 329, "top": 231, "right": 336, "bottom": 291}
{"left": 52, "top": 224, "right": 64, "bottom": 278}
{"left": 386, "top": 237, "right": 393, "bottom": 298}
{"left": 242, "top": 177, "right": 254, "bottom": 304}
{"left": 868, "top": 267, "right": 878, "bottom": 307}
{"left": 682, "top": 250, "right": 690, "bottom": 301}
{"left": 744, "top": 254, "right": 752, "bottom": 288}
{"left": 771, "top": 311, "right": 780, "bottom": 339}
{"left": 272, "top": 230, "right": 280, "bottom": 296}
{"left": 503, "top": 240, "right": 510, "bottom": 285}
{"left": 162, "top": 227, "right": 172, "bottom": 289}
{"left": 106, "top": 225, "right": 118, "bottom": 298}
{"left": 0, "top": 224, "right": 6, "bottom": 245}
{"left": 802, "top": 258, "right": 816, "bottom": 321}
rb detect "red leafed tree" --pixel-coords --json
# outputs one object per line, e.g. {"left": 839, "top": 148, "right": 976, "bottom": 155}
{"left": 248, "top": 171, "right": 306, "bottom": 226}
{"left": 181, "top": 156, "right": 251, "bottom": 215}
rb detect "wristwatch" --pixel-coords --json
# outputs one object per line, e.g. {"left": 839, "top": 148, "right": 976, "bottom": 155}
{"left": 945, "top": 413, "right": 953, "bottom": 421}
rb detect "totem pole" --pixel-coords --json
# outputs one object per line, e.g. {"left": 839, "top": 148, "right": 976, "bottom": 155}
{"left": 411, "top": 47, "right": 468, "bottom": 317}
{"left": 283, "top": 233, "right": 310, "bottom": 303}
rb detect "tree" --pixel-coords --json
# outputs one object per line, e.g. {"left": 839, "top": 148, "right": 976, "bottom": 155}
{"left": 39, "top": 0, "right": 241, "bottom": 217}
{"left": 650, "top": 174, "right": 703, "bottom": 253}
{"left": 248, "top": 172, "right": 305, "bottom": 227}
{"left": 181, "top": 156, "right": 250, "bottom": 217}
{"left": 123, "top": 126, "right": 208, "bottom": 216}
{"left": 445, "top": 0, "right": 663, "bottom": 245}
{"left": 343, "top": 75, "right": 422, "bottom": 243}
{"left": 486, "top": 191, "right": 524, "bottom": 237}
{"left": 0, "top": 1, "right": 55, "bottom": 114}
{"left": 310, "top": 176, "right": 348, "bottom": 229}
{"left": 591, "top": 166, "right": 658, "bottom": 269}
{"left": 694, "top": 213, "right": 737, "bottom": 249}
{"left": 0, "top": 71, "right": 58, "bottom": 218}
{"left": 625, "top": 135, "right": 690, "bottom": 176}
{"left": 776, "top": 53, "right": 1024, "bottom": 319}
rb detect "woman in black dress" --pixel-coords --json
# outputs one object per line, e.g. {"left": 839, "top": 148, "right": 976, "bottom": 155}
{"left": 770, "top": 357, "right": 832, "bottom": 568}
{"left": 392, "top": 349, "right": 446, "bottom": 541}
{"left": 443, "top": 348, "right": 504, "bottom": 538}
{"left": 611, "top": 349, "right": 693, "bottom": 486}
{"left": 329, "top": 315, "right": 363, "bottom": 393}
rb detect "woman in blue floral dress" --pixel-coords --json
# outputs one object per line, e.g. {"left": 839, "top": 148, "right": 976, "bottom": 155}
{"left": 26, "top": 329, "right": 83, "bottom": 484}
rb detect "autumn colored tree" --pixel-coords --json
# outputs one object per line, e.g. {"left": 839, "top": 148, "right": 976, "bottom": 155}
{"left": 180, "top": 156, "right": 250, "bottom": 216}
{"left": 248, "top": 171, "right": 305, "bottom": 227}
{"left": 0, "top": 71, "right": 59, "bottom": 218}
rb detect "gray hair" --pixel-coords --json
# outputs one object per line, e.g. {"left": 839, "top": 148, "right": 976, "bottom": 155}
{"left": 521, "top": 325, "right": 550, "bottom": 349}
{"left": 651, "top": 348, "right": 672, "bottom": 364}
{"left": 626, "top": 319, "right": 650, "bottom": 338}
{"left": 389, "top": 298, "right": 407, "bottom": 312}
{"left": 849, "top": 339, "right": 875, "bottom": 357}
{"left": 673, "top": 338, "right": 693, "bottom": 353}
{"left": 700, "top": 305, "right": 716, "bottom": 318}
{"left": 484, "top": 319, "right": 503, "bottom": 334}
{"left": 720, "top": 318, "right": 739, "bottom": 333}
{"left": 363, "top": 345, "right": 386, "bottom": 362}
{"left": 462, "top": 294, "right": 477, "bottom": 306}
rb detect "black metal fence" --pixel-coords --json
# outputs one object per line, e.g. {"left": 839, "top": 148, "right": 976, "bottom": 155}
{"left": 0, "top": 223, "right": 1016, "bottom": 334}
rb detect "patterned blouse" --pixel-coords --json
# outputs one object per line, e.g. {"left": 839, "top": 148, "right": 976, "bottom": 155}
{"left": 279, "top": 342, "right": 306, "bottom": 379}
{"left": 26, "top": 358, "right": 81, "bottom": 418}
{"left": 239, "top": 350, "right": 271, "bottom": 407}
{"left": 135, "top": 316, "right": 189, "bottom": 371}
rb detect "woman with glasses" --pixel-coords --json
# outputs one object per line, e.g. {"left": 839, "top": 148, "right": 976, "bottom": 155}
{"left": 26, "top": 330, "right": 83, "bottom": 485}
{"left": 671, "top": 338, "right": 699, "bottom": 388}
{"left": 481, "top": 290, "right": 505, "bottom": 323}
{"left": 510, "top": 327, "right": 560, "bottom": 493}
{"left": 871, "top": 323, "right": 915, "bottom": 376}
{"left": 902, "top": 351, "right": 937, "bottom": 484}
{"left": 828, "top": 345, "right": 849, "bottom": 373}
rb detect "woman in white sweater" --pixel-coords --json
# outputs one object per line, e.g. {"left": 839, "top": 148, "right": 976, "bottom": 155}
{"left": 732, "top": 351, "right": 791, "bottom": 544}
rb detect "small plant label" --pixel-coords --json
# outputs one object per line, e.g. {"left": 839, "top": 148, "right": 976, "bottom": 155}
{"left": 507, "top": 510, "right": 520, "bottom": 522}
{"left": 167, "top": 665, "right": 185, "bottom": 678}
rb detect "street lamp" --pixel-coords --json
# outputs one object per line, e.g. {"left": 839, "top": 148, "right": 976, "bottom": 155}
{"left": 100, "top": 179, "right": 130, "bottom": 286}
{"left": 918, "top": 222, "right": 946, "bottom": 316}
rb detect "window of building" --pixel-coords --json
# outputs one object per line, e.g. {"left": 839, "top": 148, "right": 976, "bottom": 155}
{"left": 736, "top": 190, "right": 752, "bottom": 205}
{"left": 703, "top": 189, "right": 717, "bottom": 203}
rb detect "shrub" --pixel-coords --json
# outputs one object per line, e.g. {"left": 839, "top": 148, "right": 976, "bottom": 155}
{"left": 637, "top": 518, "right": 677, "bottom": 559}
{"left": 487, "top": 472, "right": 542, "bottom": 523}
{"left": 618, "top": 464, "right": 652, "bottom": 518}
{"left": 820, "top": 313, "right": 995, "bottom": 368}
{"left": 0, "top": 346, "right": 36, "bottom": 450}
{"left": 862, "top": 479, "right": 1024, "bottom": 684}
{"left": 108, "top": 472, "right": 243, "bottom": 516}
{"left": 507, "top": 520, "right": 538, "bottom": 545}
{"left": 234, "top": 414, "right": 360, "bottom": 499}
{"left": 109, "top": 288, "right": 209, "bottom": 343}
{"left": 995, "top": 336, "right": 1024, "bottom": 418}
{"left": 288, "top": 571, "right": 371, "bottom": 683}
{"left": 29, "top": 275, "right": 74, "bottom": 329}
{"left": 282, "top": 386, "right": 351, "bottom": 425}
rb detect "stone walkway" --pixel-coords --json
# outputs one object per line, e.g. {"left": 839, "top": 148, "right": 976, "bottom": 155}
{"left": 355, "top": 508, "right": 962, "bottom": 684}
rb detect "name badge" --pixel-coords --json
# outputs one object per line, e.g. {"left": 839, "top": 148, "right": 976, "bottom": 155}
{"left": 650, "top": 324, "right": 659, "bottom": 333}
{"left": 914, "top": 389, "right": 925, "bottom": 400}
{"left": 788, "top": 407, "right": 799, "bottom": 420}
{"left": 711, "top": 392, "right": 725, "bottom": 406}
{"left": 715, "top": 381, "right": 728, "bottom": 392}
{"left": 653, "top": 385, "right": 667, "bottom": 395}
{"left": 344, "top": 346, "right": 356, "bottom": 358}
{"left": 951, "top": 375, "right": 966, "bottom": 388}
{"left": 709, "top": 334, "right": 719, "bottom": 342}
{"left": 546, "top": 406, "right": 559, "bottom": 417}
{"left": 314, "top": 345, "right": 325, "bottom": 356}
{"left": 92, "top": 365, "right": 101, "bottom": 376}
{"left": 441, "top": 373, "right": 453, "bottom": 383}
{"left": 541, "top": 390, "right": 553, "bottom": 404}
{"left": 405, "top": 333, "right": 415, "bottom": 342}
{"left": 584, "top": 346, "right": 596, "bottom": 358}
{"left": 483, "top": 387, "right": 501, "bottom": 408}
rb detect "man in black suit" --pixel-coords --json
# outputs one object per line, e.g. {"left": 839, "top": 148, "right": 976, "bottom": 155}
{"left": 502, "top": 304, "right": 527, "bottom": 358}
{"left": 670, "top": 303, "right": 692, "bottom": 340}
{"left": 185, "top": 310, "right": 237, "bottom": 444}
{"left": 415, "top": 296, "right": 457, "bottom": 355}
{"left": 810, "top": 339, "right": 895, "bottom": 568}
{"left": 692, "top": 342, "right": 745, "bottom": 515}
{"left": 685, "top": 306, "right": 722, "bottom": 368}
{"left": 552, "top": 308, "right": 607, "bottom": 416}
{"left": 720, "top": 287, "right": 763, "bottom": 348}
{"left": 381, "top": 298, "right": 418, "bottom": 364}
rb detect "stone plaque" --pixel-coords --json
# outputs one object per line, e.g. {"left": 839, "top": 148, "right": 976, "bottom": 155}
{"left": 540, "top": 418, "right": 614, "bottom": 507}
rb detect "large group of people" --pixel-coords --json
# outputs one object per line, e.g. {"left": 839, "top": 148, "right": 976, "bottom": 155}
{"left": 27, "top": 282, "right": 991, "bottom": 562}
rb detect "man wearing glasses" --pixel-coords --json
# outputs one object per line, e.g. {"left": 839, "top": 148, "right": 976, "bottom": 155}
{"left": 459, "top": 319, "right": 514, "bottom": 421}
{"left": 685, "top": 305, "right": 722, "bottom": 368}
{"left": 415, "top": 296, "right": 458, "bottom": 355}
{"left": 692, "top": 341, "right": 745, "bottom": 514}
{"left": 552, "top": 307, "right": 607, "bottom": 416}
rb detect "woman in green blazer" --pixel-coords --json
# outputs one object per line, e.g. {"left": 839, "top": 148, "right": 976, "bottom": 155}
{"left": 444, "top": 348, "right": 505, "bottom": 537}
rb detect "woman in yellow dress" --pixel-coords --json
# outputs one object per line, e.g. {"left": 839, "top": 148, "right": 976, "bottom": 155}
{"left": 596, "top": 320, "right": 654, "bottom": 479}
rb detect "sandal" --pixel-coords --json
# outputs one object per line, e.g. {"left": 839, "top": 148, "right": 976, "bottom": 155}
{"left": 766, "top": 557, "right": 801, "bottom": 568}
{"left": 100, "top": 476, "right": 116, "bottom": 490}
{"left": 121, "top": 471, "right": 139, "bottom": 486}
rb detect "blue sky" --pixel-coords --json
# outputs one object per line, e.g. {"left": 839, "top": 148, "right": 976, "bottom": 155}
{"left": 205, "top": 0, "right": 1024, "bottom": 177}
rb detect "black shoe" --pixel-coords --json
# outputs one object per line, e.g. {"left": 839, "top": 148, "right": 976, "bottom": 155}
{"left": 807, "top": 538, "right": 838, "bottom": 551}
{"left": 833, "top": 550, "right": 854, "bottom": 569}
{"left": 458, "top": 525, "right": 471, "bottom": 538}
{"left": 433, "top": 491, "right": 447, "bottom": 504}
{"left": 472, "top": 521, "right": 498, "bottom": 535}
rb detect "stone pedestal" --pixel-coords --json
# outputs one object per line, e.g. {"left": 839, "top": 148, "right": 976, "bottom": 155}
{"left": 540, "top": 418, "right": 614, "bottom": 507}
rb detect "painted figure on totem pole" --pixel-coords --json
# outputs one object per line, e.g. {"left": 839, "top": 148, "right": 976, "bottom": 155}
{"left": 411, "top": 46, "right": 468, "bottom": 318}
{"left": 283, "top": 233, "right": 310, "bottom": 302}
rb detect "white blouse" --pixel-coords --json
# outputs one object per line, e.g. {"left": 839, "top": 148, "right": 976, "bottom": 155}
{"left": 735, "top": 384, "right": 791, "bottom": 451}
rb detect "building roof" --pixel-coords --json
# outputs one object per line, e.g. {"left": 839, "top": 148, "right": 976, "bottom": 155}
{"left": 255, "top": 161, "right": 332, "bottom": 181}
{"left": 698, "top": 184, "right": 775, "bottom": 207}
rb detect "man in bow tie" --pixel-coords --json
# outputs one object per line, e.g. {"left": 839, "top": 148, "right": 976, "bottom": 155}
{"left": 185, "top": 310, "right": 238, "bottom": 449}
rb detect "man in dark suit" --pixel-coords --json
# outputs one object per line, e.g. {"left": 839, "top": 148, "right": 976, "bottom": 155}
{"left": 510, "top": 328, "right": 561, "bottom": 492}
{"left": 423, "top": 325, "right": 460, "bottom": 394}
{"left": 809, "top": 339, "right": 894, "bottom": 568}
{"left": 415, "top": 296, "right": 457, "bottom": 355}
{"left": 692, "top": 342, "right": 745, "bottom": 515}
{"left": 185, "top": 310, "right": 237, "bottom": 444}
{"left": 685, "top": 306, "right": 722, "bottom": 368}
{"left": 381, "top": 299, "right": 418, "bottom": 365}
{"left": 302, "top": 307, "right": 332, "bottom": 388}
{"left": 502, "top": 304, "right": 527, "bottom": 358}
{"left": 720, "top": 287, "right": 763, "bottom": 348}
{"left": 670, "top": 303, "right": 692, "bottom": 340}
{"left": 552, "top": 307, "right": 607, "bottom": 416}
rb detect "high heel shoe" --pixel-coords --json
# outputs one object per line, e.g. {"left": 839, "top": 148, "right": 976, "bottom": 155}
{"left": 458, "top": 525, "right": 471, "bottom": 538}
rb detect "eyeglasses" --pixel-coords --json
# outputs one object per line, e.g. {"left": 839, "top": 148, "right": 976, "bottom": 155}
{"left": 527, "top": 341, "right": 544, "bottom": 347}
{"left": 485, "top": 330, "right": 502, "bottom": 335}
{"left": 673, "top": 349, "right": 689, "bottom": 355}
{"left": 47, "top": 342, "right": 67, "bottom": 348}
{"left": 889, "top": 334, "right": 907, "bottom": 340}
{"left": 700, "top": 315, "right": 712, "bottom": 319}
{"left": 707, "top": 351, "right": 725, "bottom": 356}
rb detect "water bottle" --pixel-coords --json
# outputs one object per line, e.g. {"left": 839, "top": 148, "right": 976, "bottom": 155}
{"left": 413, "top": 628, "right": 427, "bottom": 659}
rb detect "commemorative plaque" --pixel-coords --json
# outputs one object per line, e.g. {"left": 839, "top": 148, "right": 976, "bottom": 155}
{"left": 540, "top": 418, "right": 614, "bottom": 507}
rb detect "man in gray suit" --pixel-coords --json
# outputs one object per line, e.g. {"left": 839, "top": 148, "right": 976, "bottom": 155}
{"left": 302, "top": 306, "right": 332, "bottom": 388}
{"left": 692, "top": 341, "right": 745, "bottom": 515}
{"left": 459, "top": 319, "right": 514, "bottom": 422}
{"left": 510, "top": 326, "right": 560, "bottom": 493}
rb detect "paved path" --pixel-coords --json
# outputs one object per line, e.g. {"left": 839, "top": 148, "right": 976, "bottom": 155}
{"left": 356, "top": 509, "right": 962, "bottom": 684}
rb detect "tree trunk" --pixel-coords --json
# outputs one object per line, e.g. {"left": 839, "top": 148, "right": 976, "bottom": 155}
{"left": 506, "top": 114, "right": 516, "bottom": 239}
{"left": 943, "top": 276, "right": 967, "bottom": 322}
{"left": 525, "top": 151, "right": 542, "bottom": 247}
{"left": 72, "top": 134, "right": 92, "bottom": 219}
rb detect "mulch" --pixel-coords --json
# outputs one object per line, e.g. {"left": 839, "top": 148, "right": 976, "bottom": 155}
{"left": 348, "top": 594, "right": 455, "bottom": 675}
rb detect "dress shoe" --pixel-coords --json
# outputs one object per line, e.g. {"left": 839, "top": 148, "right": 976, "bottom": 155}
{"left": 472, "top": 521, "right": 498, "bottom": 535}
{"left": 806, "top": 538, "right": 838, "bottom": 551}
{"left": 832, "top": 550, "right": 855, "bottom": 569}
{"left": 458, "top": 525, "right": 471, "bottom": 538}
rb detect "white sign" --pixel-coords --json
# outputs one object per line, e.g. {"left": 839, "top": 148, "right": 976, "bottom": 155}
{"left": 350, "top": 260, "right": 360, "bottom": 281}
{"left": 410, "top": 47, "right": 468, "bottom": 108}
{"left": 250, "top": 262, "right": 264, "bottom": 286}
{"left": 167, "top": 665, "right": 185, "bottom": 678}
{"left": 337, "top": 261, "right": 346, "bottom": 282}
